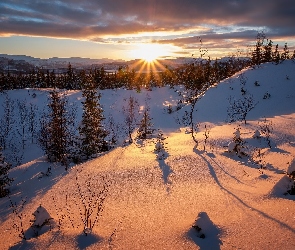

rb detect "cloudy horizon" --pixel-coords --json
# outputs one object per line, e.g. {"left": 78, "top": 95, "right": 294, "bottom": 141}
{"left": 0, "top": 0, "right": 294, "bottom": 60}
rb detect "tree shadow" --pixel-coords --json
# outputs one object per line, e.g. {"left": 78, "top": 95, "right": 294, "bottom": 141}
{"left": 9, "top": 240, "right": 35, "bottom": 250}
{"left": 76, "top": 233, "right": 103, "bottom": 249}
{"left": 220, "top": 149, "right": 285, "bottom": 175}
{"left": 1, "top": 157, "right": 69, "bottom": 220}
{"left": 157, "top": 159, "right": 173, "bottom": 185}
{"left": 194, "top": 148, "right": 251, "bottom": 186}
{"left": 186, "top": 212, "right": 222, "bottom": 250}
{"left": 196, "top": 151, "right": 295, "bottom": 234}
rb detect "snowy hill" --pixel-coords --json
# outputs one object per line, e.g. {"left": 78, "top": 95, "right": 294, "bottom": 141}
{"left": 0, "top": 61, "right": 295, "bottom": 249}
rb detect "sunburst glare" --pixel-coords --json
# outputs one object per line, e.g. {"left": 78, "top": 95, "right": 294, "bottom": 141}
{"left": 130, "top": 43, "right": 169, "bottom": 63}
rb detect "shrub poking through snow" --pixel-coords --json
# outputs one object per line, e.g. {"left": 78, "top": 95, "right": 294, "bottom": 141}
{"left": 263, "top": 92, "right": 271, "bottom": 99}
{"left": 192, "top": 224, "right": 205, "bottom": 239}
{"left": 154, "top": 130, "right": 168, "bottom": 160}
{"left": 254, "top": 80, "right": 260, "bottom": 86}
{"left": 9, "top": 196, "right": 27, "bottom": 240}
{"left": 227, "top": 128, "right": 247, "bottom": 157}
{"left": 253, "top": 130, "right": 261, "bottom": 139}
{"left": 38, "top": 165, "right": 52, "bottom": 179}
{"left": 75, "top": 174, "right": 109, "bottom": 236}
{"left": 203, "top": 125, "right": 210, "bottom": 151}
{"left": 233, "top": 128, "right": 241, "bottom": 142}
{"left": 259, "top": 118, "right": 273, "bottom": 148}
{"left": 167, "top": 104, "right": 173, "bottom": 114}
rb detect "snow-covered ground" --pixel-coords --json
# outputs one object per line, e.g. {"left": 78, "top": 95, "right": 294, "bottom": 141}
{"left": 1, "top": 61, "right": 295, "bottom": 249}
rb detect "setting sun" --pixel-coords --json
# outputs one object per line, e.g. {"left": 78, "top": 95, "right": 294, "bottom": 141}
{"left": 130, "top": 43, "right": 169, "bottom": 63}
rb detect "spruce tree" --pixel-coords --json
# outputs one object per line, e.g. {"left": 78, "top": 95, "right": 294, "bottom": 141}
{"left": 0, "top": 147, "right": 13, "bottom": 197}
{"left": 273, "top": 44, "right": 281, "bottom": 64}
{"left": 0, "top": 95, "right": 14, "bottom": 150}
{"left": 39, "top": 89, "right": 73, "bottom": 165}
{"left": 79, "top": 79, "right": 108, "bottom": 159}
{"left": 252, "top": 32, "right": 265, "bottom": 65}
{"left": 263, "top": 39, "right": 273, "bottom": 63}
{"left": 66, "top": 63, "right": 74, "bottom": 89}
{"left": 137, "top": 105, "right": 154, "bottom": 139}
{"left": 281, "top": 43, "right": 290, "bottom": 61}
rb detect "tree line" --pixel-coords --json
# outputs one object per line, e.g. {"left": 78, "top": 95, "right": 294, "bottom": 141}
{"left": 0, "top": 56, "right": 251, "bottom": 92}
{"left": 1, "top": 41, "right": 293, "bottom": 93}
{"left": 251, "top": 32, "right": 294, "bottom": 65}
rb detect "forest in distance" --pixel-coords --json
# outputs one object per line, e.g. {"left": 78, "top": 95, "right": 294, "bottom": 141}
{"left": 1, "top": 34, "right": 294, "bottom": 92}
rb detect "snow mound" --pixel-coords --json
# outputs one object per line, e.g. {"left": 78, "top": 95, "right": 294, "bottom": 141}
{"left": 32, "top": 205, "right": 53, "bottom": 227}
{"left": 270, "top": 175, "right": 295, "bottom": 198}
{"left": 186, "top": 212, "right": 222, "bottom": 248}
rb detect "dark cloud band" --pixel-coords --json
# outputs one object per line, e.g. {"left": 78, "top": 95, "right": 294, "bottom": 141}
{"left": 0, "top": 0, "right": 294, "bottom": 51}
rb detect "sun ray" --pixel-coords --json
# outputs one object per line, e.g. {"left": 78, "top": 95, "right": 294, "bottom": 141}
{"left": 130, "top": 43, "right": 169, "bottom": 64}
{"left": 128, "top": 43, "right": 174, "bottom": 89}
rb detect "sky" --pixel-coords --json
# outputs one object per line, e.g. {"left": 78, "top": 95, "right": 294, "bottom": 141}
{"left": 0, "top": 0, "right": 295, "bottom": 60}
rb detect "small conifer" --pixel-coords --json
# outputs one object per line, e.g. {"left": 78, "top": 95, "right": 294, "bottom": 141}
{"left": 0, "top": 148, "right": 13, "bottom": 197}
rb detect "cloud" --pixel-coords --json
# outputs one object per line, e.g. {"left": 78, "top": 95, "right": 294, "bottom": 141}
{"left": 0, "top": 0, "right": 294, "bottom": 51}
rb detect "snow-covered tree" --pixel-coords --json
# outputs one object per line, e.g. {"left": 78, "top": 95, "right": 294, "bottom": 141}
{"left": 122, "top": 96, "right": 139, "bottom": 143}
{"left": 137, "top": 104, "right": 154, "bottom": 139}
{"left": 227, "top": 128, "right": 247, "bottom": 157}
{"left": 31, "top": 205, "right": 53, "bottom": 228}
{"left": 0, "top": 147, "right": 13, "bottom": 197}
{"left": 154, "top": 130, "right": 168, "bottom": 160}
{"left": 259, "top": 118, "right": 273, "bottom": 148}
{"left": 79, "top": 81, "right": 108, "bottom": 159}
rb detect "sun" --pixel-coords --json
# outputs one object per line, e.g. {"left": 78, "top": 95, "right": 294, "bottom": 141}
{"left": 130, "top": 43, "right": 166, "bottom": 63}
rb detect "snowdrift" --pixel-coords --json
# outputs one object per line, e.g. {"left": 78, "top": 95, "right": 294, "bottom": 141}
{"left": 0, "top": 60, "right": 295, "bottom": 249}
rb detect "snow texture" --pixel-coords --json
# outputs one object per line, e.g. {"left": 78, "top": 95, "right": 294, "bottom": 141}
{"left": 1, "top": 60, "right": 295, "bottom": 249}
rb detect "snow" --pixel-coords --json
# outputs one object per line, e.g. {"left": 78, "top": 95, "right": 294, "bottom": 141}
{"left": 32, "top": 205, "right": 52, "bottom": 227}
{"left": 228, "top": 141, "right": 236, "bottom": 152}
{"left": 253, "top": 129, "right": 261, "bottom": 138}
{"left": 0, "top": 60, "right": 295, "bottom": 249}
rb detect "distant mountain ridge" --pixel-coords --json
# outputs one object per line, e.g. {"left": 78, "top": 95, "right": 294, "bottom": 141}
{"left": 0, "top": 54, "right": 194, "bottom": 72}
{"left": 0, "top": 54, "right": 125, "bottom": 66}
{"left": 1, "top": 54, "right": 245, "bottom": 73}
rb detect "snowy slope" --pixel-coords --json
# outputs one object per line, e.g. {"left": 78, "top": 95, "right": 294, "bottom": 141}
{"left": 195, "top": 61, "right": 295, "bottom": 123}
{"left": 0, "top": 60, "right": 295, "bottom": 249}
